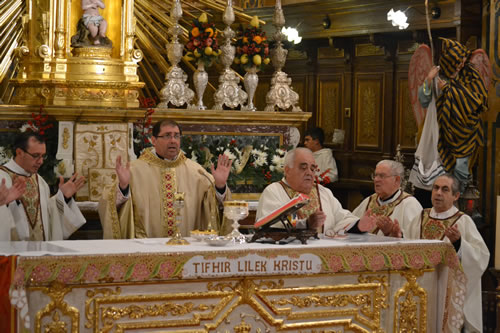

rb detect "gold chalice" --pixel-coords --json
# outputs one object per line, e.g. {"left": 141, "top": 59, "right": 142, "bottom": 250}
{"left": 224, "top": 200, "right": 249, "bottom": 244}
{"left": 167, "top": 192, "right": 190, "bottom": 245}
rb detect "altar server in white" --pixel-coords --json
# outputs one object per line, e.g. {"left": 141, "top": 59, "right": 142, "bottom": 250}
{"left": 257, "top": 148, "right": 371, "bottom": 234}
{"left": 352, "top": 160, "right": 422, "bottom": 237}
{"left": 0, "top": 132, "right": 86, "bottom": 241}
{"left": 303, "top": 127, "right": 338, "bottom": 184}
{"left": 404, "top": 174, "right": 489, "bottom": 333}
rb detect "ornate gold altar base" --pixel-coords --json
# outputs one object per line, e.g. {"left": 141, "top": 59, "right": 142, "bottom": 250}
{"left": 9, "top": 238, "right": 464, "bottom": 332}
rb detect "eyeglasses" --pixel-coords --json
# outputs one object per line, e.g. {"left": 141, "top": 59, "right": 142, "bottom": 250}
{"left": 155, "top": 133, "right": 181, "bottom": 140}
{"left": 371, "top": 173, "right": 395, "bottom": 180}
{"left": 22, "top": 149, "right": 47, "bottom": 161}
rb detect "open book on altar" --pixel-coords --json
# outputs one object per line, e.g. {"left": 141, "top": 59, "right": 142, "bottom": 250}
{"left": 254, "top": 193, "right": 310, "bottom": 229}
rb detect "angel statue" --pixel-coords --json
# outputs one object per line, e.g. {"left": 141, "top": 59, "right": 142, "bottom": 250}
{"left": 408, "top": 38, "right": 492, "bottom": 200}
{"left": 71, "top": 0, "right": 112, "bottom": 48}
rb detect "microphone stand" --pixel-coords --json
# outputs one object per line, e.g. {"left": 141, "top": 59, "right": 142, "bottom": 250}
{"left": 198, "top": 169, "right": 222, "bottom": 233}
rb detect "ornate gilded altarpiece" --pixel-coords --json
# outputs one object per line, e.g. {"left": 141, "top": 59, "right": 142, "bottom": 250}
{"left": 9, "top": 237, "right": 466, "bottom": 333}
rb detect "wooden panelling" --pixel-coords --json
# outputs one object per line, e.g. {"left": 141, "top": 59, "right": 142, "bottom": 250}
{"left": 317, "top": 75, "right": 343, "bottom": 143}
{"left": 354, "top": 75, "right": 384, "bottom": 150}
{"left": 290, "top": 76, "right": 307, "bottom": 112}
{"left": 397, "top": 78, "right": 418, "bottom": 149}
{"left": 254, "top": 78, "right": 271, "bottom": 111}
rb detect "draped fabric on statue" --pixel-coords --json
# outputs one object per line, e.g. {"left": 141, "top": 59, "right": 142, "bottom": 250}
{"left": 436, "top": 39, "right": 488, "bottom": 174}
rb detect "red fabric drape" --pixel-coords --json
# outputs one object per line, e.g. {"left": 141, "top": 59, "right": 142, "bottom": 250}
{"left": 0, "top": 256, "right": 16, "bottom": 333}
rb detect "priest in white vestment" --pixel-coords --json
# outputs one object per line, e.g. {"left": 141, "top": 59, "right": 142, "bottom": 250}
{"left": 304, "top": 127, "right": 338, "bottom": 184}
{"left": 257, "top": 148, "right": 371, "bottom": 234}
{"left": 0, "top": 178, "right": 25, "bottom": 241}
{"left": 0, "top": 132, "right": 86, "bottom": 241}
{"left": 352, "top": 160, "right": 422, "bottom": 237}
{"left": 403, "top": 174, "right": 489, "bottom": 333}
{"left": 99, "top": 120, "right": 232, "bottom": 238}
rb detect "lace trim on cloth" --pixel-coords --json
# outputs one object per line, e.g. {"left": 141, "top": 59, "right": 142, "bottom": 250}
{"left": 279, "top": 181, "right": 319, "bottom": 220}
{"left": 108, "top": 181, "right": 121, "bottom": 239}
{"left": 420, "top": 208, "right": 464, "bottom": 240}
{"left": 366, "top": 191, "right": 411, "bottom": 234}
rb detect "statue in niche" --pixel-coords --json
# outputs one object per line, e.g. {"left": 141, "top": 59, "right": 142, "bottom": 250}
{"left": 71, "top": 0, "right": 112, "bottom": 48}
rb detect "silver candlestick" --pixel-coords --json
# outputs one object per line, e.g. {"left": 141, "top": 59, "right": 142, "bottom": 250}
{"left": 158, "top": 0, "right": 194, "bottom": 108}
{"left": 213, "top": 0, "right": 247, "bottom": 110}
{"left": 264, "top": 0, "right": 302, "bottom": 112}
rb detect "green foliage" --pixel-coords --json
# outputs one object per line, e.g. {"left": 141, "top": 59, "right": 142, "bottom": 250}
{"left": 181, "top": 135, "right": 288, "bottom": 193}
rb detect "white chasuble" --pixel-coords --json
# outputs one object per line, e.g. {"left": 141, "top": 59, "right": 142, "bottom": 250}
{"left": 352, "top": 190, "right": 423, "bottom": 236}
{"left": 0, "top": 160, "right": 86, "bottom": 241}
{"left": 405, "top": 207, "right": 489, "bottom": 333}
{"left": 256, "top": 181, "right": 358, "bottom": 233}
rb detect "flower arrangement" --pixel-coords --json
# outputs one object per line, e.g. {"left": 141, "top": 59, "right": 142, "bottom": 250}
{"left": 181, "top": 135, "right": 288, "bottom": 193}
{"left": 234, "top": 16, "right": 270, "bottom": 71}
{"left": 184, "top": 13, "right": 221, "bottom": 67}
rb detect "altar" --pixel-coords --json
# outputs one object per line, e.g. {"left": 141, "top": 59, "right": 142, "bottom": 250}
{"left": 2, "top": 234, "right": 465, "bottom": 332}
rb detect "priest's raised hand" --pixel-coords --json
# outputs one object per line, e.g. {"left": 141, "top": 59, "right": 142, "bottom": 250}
{"left": 59, "top": 173, "right": 86, "bottom": 199}
{"left": 0, "top": 177, "right": 26, "bottom": 206}
{"left": 115, "top": 155, "right": 130, "bottom": 190}
{"left": 210, "top": 154, "right": 233, "bottom": 190}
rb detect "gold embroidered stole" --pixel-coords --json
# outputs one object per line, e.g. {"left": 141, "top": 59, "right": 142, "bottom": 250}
{"left": 420, "top": 208, "right": 464, "bottom": 240}
{"left": 0, "top": 166, "right": 44, "bottom": 240}
{"left": 138, "top": 149, "right": 187, "bottom": 237}
{"left": 366, "top": 191, "right": 411, "bottom": 234}
{"left": 279, "top": 181, "right": 320, "bottom": 220}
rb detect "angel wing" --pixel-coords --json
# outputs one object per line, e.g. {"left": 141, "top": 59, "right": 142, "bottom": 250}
{"left": 469, "top": 49, "right": 493, "bottom": 91}
{"left": 408, "top": 44, "right": 432, "bottom": 128}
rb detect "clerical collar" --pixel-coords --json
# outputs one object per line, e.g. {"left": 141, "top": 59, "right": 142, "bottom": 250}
{"left": 3, "top": 159, "right": 31, "bottom": 177}
{"left": 377, "top": 189, "right": 401, "bottom": 205}
{"left": 430, "top": 205, "right": 458, "bottom": 219}
{"left": 155, "top": 151, "right": 179, "bottom": 162}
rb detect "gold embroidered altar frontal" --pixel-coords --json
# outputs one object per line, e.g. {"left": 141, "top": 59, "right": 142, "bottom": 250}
{"left": 5, "top": 236, "right": 465, "bottom": 333}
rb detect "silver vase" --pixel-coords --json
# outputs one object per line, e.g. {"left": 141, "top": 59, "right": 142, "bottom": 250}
{"left": 193, "top": 61, "right": 208, "bottom": 110}
{"left": 243, "top": 66, "right": 258, "bottom": 111}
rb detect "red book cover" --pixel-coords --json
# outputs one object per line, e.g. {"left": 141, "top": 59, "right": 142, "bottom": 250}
{"left": 254, "top": 193, "right": 310, "bottom": 229}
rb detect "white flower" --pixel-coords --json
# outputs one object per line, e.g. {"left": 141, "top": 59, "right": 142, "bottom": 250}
{"left": 19, "top": 123, "right": 34, "bottom": 133}
{"left": 272, "top": 155, "right": 285, "bottom": 172}
{"left": 223, "top": 149, "right": 237, "bottom": 161}
{"left": 0, "top": 147, "right": 10, "bottom": 165}
{"left": 190, "top": 151, "right": 198, "bottom": 162}
{"left": 251, "top": 149, "right": 268, "bottom": 167}
{"left": 276, "top": 148, "right": 286, "bottom": 155}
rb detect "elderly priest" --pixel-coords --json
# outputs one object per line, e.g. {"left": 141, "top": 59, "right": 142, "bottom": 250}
{"left": 352, "top": 160, "right": 422, "bottom": 237}
{"left": 99, "top": 120, "right": 232, "bottom": 238}
{"left": 403, "top": 174, "right": 489, "bottom": 333}
{"left": 257, "top": 148, "right": 374, "bottom": 234}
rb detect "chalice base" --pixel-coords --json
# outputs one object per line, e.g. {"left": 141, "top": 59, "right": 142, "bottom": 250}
{"left": 227, "top": 229, "right": 247, "bottom": 244}
{"left": 166, "top": 235, "right": 190, "bottom": 245}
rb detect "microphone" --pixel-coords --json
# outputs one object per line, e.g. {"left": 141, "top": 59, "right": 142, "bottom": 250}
{"left": 198, "top": 169, "right": 220, "bottom": 231}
